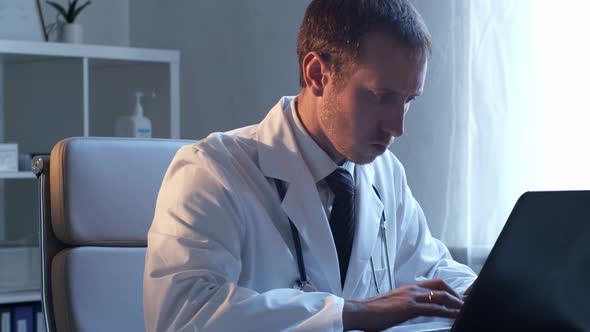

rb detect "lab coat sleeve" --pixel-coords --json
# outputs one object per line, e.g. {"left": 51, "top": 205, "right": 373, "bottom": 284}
{"left": 391, "top": 162, "right": 476, "bottom": 295}
{"left": 143, "top": 146, "right": 344, "bottom": 332}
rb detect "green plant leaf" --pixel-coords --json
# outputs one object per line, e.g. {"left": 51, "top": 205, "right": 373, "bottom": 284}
{"left": 46, "top": 1, "right": 68, "bottom": 20}
{"left": 72, "top": 1, "right": 91, "bottom": 22}
{"left": 66, "top": 0, "right": 78, "bottom": 22}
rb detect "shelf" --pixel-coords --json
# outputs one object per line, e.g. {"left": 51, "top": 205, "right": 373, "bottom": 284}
{"left": 0, "top": 40, "right": 181, "bottom": 308}
{"left": 0, "top": 290, "right": 40, "bottom": 305}
{"left": 0, "top": 40, "right": 179, "bottom": 65}
{"left": 0, "top": 171, "right": 36, "bottom": 179}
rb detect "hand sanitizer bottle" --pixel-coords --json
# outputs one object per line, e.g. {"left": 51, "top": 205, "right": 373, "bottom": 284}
{"left": 115, "top": 91, "right": 153, "bottom": 138}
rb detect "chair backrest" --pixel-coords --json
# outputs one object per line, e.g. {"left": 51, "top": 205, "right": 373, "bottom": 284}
{"left": 34, "top": 137, "right": 191, "bottom": 332}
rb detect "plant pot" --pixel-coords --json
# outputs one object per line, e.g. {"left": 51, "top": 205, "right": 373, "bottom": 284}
{"left": 60, "top": 23, "right": 83, "bottom": 43}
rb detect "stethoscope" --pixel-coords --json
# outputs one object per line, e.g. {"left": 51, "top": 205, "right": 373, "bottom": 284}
{"left": 274, "top": 178, "right": 393, "bottom": 294}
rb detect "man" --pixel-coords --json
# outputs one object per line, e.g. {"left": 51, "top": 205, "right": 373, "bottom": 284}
{"left": 144, "top": 0, "right": 476, "bottom": 331}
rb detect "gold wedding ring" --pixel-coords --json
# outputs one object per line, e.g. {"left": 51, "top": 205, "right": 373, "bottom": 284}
{"left": 428, "top": 291, "right": 434, "bottom": 303}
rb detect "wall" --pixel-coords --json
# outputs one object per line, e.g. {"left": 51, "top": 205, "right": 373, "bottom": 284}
{"left": 129, "top": 0, "right": 309, "bottom": 140}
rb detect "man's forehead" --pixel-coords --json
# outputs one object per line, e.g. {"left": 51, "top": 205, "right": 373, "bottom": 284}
{"left": 353, "top": 47, "right": 428, "bottom": 95}
{"left": 357, "top": 30, "right": 428, "bottom": 63}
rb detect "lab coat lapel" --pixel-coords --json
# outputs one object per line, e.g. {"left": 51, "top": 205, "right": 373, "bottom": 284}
{"left": 281, "top": 175, "right": 342, "bottom": 294}
{"left": 342, "top": 164, "right": 383, "bottom": 298}
{"left": 256, "top": 98, "right": 342, "bottom": 294}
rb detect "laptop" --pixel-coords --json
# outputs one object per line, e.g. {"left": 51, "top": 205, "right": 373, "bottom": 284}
{"left": 420, "top": 191, "right": 590, "bottom": 332}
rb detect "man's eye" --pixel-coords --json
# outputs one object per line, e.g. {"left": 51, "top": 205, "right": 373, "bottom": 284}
{"left": 369, "top": 91, "right": 392, "bottom": 103}
{"left": 365, "top": 90, "right": 378, "bottom": 101}
{"left": 405, "top": 96, "right": 416, "bottom": 104}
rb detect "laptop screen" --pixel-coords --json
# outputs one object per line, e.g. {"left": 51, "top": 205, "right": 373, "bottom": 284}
{"left": 451, "top": 191, "right": 590, "bottom": 332}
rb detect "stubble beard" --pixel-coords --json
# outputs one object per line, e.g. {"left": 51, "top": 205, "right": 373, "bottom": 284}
{"left": 319, "top": 91, "right": 355, "bottom": 164}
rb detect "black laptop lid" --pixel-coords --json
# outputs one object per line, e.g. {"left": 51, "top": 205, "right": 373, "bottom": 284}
{"left": 452, "top": 191, "right": 590, "bottom": 332}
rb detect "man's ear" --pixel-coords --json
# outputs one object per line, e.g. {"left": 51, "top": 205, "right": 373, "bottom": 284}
{"left": 302, "top": 52, "right": 330, "bottom": 97}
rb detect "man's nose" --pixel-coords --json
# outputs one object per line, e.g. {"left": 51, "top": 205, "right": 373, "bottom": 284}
{"left": 382, "top": 104, "right": 406, "bottom": 138}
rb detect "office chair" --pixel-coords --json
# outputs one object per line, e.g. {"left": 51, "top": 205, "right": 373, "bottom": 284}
{"left": 34, "top": 137, "right": 190, "bottom": 332}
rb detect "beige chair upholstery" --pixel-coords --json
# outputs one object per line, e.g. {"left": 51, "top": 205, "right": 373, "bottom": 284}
{"left": 34, "top": 137, "right": 190, "bottom": 332}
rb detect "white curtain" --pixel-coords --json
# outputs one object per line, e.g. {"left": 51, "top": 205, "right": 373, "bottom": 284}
{"left": 439, "top": 0, "right": 590, "bottom": 269}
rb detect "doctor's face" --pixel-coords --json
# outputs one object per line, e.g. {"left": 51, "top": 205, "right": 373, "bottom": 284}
{"left": 318, "top": 31, "right": 427, "bottom": 164}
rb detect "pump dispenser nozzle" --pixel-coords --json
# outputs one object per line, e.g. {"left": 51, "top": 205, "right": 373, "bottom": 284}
{"left": 133, "top": 91, "right": 156, "bottom": 117}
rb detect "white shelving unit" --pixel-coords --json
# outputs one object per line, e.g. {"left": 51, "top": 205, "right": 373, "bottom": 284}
{"left": 0, "top": 290, "right": 40, "bottom": 305}
{"left": 0, "top": 172, "right": 36, "bottom": 180}
{"left": 0, "top": 40, "right": 180, "bottom": 305}
{"left": 0, "top": 40, "right": 180, "bottom": 138}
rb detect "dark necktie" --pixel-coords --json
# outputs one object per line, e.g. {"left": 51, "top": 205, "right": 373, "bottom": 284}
{"left": 324, "top": 168, "right": 355, "bottom": 287}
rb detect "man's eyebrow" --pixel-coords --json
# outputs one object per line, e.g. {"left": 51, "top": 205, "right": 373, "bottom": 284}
{"left": 368, "top": 87, "right": 399, "bottom": 94}
{"left": 370, "top": 87, "right": 423, "bottom": 97}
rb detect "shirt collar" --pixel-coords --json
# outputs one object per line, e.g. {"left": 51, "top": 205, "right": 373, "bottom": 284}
{"left": 286, "top": 96, "right": 355, "bottom": 183}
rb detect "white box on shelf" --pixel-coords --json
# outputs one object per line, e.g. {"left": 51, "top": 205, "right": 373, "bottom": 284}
{"left": 0, "top": 246, "right": 40, "bottom": 293}
{"left": 0, "top": 144, "right": 18, "bottom": 172}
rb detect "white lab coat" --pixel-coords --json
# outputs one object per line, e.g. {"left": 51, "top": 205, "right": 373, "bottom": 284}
{"left": 144, "top": 96, "right": 476, "bottom": 332}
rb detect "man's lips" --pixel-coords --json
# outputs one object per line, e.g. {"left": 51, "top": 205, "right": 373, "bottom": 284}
{"left": 372, "top": 143, "right": 388, "bottom": 153}
{"left": 373, "top": 139, "right": 391, "bottom": 148}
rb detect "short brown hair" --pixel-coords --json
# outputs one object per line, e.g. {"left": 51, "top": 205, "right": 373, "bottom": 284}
{"left": 296, "top": 0, "right": 432, "bottom": 88}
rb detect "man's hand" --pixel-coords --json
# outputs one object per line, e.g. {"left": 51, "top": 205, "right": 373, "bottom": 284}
{"left": 342, "top": 279, "right": 463, "bottom": 332}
